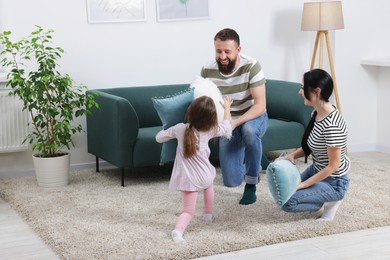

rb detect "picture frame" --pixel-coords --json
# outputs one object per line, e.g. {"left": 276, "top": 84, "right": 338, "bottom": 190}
{"left": 156, "top": 0, "right": 209, "bottom": 22}
{"left": 86, "top": 0, "right": 146, "bottom": 24}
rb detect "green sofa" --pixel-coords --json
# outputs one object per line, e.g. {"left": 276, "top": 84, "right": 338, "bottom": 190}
{"left": 86, "top": 80, "right": 312, "bottom": 186}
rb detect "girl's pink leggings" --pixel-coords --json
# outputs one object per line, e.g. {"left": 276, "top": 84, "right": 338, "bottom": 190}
{"left": 174, "top": 185, "right": 214, "bottom": 233}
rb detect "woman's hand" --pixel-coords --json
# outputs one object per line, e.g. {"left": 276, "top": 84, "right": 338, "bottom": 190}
{"left": 296, "top": 182, "right": 306, "bottom": 190}
{"left": 275, "top": 154, "right": 296, "bottom": 165}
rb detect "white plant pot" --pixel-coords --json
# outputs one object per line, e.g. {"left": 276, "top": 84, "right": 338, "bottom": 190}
{"left": 32, "top": 153, "right": 70, "bottom": 188}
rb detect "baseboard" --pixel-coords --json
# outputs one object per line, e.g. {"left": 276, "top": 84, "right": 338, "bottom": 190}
{"left": 347, "top": 144, "right": 377, "bottom": 153}
{"left": 0, "top": 169, "right": 35, "bottom": 179}
{"left": 0, "top": 160, "right": 114, "bottom": 179}
{"left": 375, "top": 145, "right": 390, "bottom": 155}
{"left": 347, "top": 144, "right": 390, "bottom": 155}
{"left": 69, "top": 160, "right": 113, "bottom": 171}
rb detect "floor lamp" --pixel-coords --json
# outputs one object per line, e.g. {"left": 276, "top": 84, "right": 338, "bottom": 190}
{"left": 301, "top": 1, "right": 344, "bottom": 113}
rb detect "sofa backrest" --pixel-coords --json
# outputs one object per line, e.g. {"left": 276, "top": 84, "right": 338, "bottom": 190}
{"left": 265, "top": 79, "right": 313, "bottom": 128}
{"left": 94, "top": 80, "right": 312, "bottom": 129}
{"left": 99, "top": 84, "right": 190, "bottom": 128}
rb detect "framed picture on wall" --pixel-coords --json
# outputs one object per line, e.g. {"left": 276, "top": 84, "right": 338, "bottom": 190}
{"left": 156, "top": 0, "right": 209, "bottom": 22}
{"left": 86, "top": 0, "right": 146, "bottom": 24}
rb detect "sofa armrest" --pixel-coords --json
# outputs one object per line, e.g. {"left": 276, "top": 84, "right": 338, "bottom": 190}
{"left": 86, "top": 90, "right": 139, "bottom": 168}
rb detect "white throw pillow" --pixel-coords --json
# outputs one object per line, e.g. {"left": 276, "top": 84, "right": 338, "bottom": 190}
{"left": 190, "top": 76, "right": 224, "bottom": 122}
{"left": 190, "top": 76, "right": 232, "bottom": 139}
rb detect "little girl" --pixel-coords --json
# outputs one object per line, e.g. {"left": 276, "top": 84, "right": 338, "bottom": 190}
{"left": 156, "top": 95, "right": 233, "bottom": 244}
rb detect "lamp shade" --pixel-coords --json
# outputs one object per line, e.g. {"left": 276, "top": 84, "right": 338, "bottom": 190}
{"left": 301, "top": 1, "right": 344, "bottom": 31}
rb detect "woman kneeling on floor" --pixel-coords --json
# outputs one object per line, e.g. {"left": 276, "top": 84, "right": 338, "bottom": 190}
{"left": 278, "top": 68, "right": 350, "bottom": 221}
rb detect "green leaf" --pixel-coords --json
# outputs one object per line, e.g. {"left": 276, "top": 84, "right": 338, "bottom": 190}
{"left": 0, "top": 25, "right": 98, "bottom": 156}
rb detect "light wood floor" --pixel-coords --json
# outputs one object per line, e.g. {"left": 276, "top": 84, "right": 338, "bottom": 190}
{"left": 1, "top": 152, "right": 389, "bottom": 259}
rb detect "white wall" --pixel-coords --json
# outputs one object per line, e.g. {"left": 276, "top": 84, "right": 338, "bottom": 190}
{"left": 376, "top": 68, "right": 390, "bottom": 152}
{"left": 336, "top": 0, "right": 390, "bottom": 153}
{"left": 0, "top": 0, "right": 389, "bottom": 175}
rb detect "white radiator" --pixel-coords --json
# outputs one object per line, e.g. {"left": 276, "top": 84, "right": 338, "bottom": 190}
{"left": 0, "top": 90, "right": 29, "bottom": 152}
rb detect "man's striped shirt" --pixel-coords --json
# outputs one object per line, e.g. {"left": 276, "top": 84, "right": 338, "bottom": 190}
{"left": 201, "top": 54, "right": 266, "bottom": 117}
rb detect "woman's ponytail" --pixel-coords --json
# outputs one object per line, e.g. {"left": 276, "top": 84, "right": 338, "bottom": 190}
{"left": 300, "top": 69, "right": 333, "bottom": 158}
{"left": 301, "top": 110, "right": 317, "bottom": 157}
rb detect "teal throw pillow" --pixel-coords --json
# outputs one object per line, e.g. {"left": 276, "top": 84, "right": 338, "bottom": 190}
{"left": 152, "top": 88, "right": 194, "bottom": 163}
{"left": 266, "top": 159, "right": 301, "bottom": 208}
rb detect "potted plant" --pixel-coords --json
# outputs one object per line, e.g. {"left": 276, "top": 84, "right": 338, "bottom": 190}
{"left": 0, "top": 25, "right": 98, "bottom": 187}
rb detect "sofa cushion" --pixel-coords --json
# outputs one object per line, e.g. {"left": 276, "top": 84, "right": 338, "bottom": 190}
{"left": 133, "top": 126, "right": 164, "bottom": 167}
{"left": 152, "top": 88, "right": 194, "bottom": 163}
{"left": 266, "top": 159, "right": 301, "bottom": 208}
{"left": 101, "top": 84, "right": 191, "bottom": 128}
{"left": 262, "top": 119, "right": 305, "bottom": 152}
{"left": 265, "top": 79, "right": 313, "bottom": 127}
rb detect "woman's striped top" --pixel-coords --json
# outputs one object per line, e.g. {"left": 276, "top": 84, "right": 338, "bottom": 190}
{"left": 308, "top": 108, "right": 350, "bottom": 176}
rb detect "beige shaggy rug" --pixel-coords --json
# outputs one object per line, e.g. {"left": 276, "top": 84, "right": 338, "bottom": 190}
{"left": 1, "top": 155, "right": 390, "bottom": 260}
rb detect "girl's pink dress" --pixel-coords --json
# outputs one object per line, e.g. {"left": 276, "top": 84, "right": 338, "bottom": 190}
{"left": 156, "top": 120, "right": 231, "bottom": 191}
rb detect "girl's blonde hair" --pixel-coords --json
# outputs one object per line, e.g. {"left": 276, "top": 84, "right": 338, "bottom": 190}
{"left": 184, "top": 96, "right": 218, "bottom": 158}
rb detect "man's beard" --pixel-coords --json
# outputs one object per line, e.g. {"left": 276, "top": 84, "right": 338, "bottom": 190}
{"left": 217, "top": 57, "right": 237, "bottom": 75}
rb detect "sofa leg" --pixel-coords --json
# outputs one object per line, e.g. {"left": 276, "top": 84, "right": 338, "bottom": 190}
{"left": 121, "top": 168, "right": 125, "bottom": 187}
{"left": 96, "top": 157, "right": 99, "bottom": 172}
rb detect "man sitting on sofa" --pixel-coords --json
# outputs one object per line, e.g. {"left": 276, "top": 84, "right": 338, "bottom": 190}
{"left": 200, "top": 28, "right": 268, "bottom": 205}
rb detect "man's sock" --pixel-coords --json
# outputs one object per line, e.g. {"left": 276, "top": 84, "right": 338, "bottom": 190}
{"left": 239, "top": 183, "right": 256, "bottom": 205}
{"left": 317, "top": 200, "right": 342, "bottom": 221}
